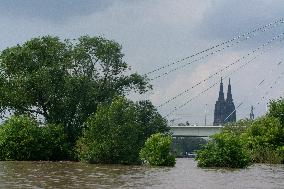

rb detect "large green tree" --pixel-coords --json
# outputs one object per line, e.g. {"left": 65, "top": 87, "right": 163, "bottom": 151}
{"left": 76, "top": 97, "right": 168, "bottom": 164}
{"left": 0, "top": 36, "right": 150, "bottom": 142}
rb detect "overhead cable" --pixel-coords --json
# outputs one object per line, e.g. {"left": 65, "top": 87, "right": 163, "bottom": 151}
{"left": 158, "top": 33, "right": 284, "bottom": 108}
{"left": 146, "top": 18, "right": 284, "bottom": 76}
{"left": 151, "top": 30, "right": 284, "bottom": 81}
{"left": 165, "top": 56, "right": 258, "bottom": 117}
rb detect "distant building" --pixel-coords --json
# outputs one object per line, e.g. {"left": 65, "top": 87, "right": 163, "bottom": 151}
{"left": 213, "top": 78, "right": 236, "bottom": 125}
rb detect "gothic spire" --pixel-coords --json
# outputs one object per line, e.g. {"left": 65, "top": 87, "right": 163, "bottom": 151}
{"left": 226, "top": 78, "right": 233, "bottom": 101}
{"left": 218, "top": 77, "right": 224, "bottom": 100}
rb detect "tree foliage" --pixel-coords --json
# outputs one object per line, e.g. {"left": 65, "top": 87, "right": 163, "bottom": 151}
{"left": 243, "top": 116, "right": 284, "bottom": 163}
{"left": 0, "top": 36, "right": 150, "bottom": 142}
{"left": 196, "top": 96, "right": 284, "bottom": 168}
{"left": 0, "top": 115, "right": 70, "bottom": 161}
{"left": 268, "top": 97, "right": 284, "bottom": 126}
{"left": 41, "top": 124, "right": 72, "bottom": 160}
{"left": 196, "top": 132, "right": 251, "bottom": 168}
{"left": 76, "top": 97, "right": 168, "bottom": 164}
{"left": 139, "top": 133, "right": 175, "bottom": 166}
{"left": 222, "top": 118, "right": 253, "bottom": 135}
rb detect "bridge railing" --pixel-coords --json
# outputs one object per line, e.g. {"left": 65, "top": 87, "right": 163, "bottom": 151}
{"left": 169, "top": 126, "right": 223, "bottom": 137}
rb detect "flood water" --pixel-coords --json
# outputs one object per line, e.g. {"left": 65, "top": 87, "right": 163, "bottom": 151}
{"left": 0, "top": 158, "right": 283, "bottom": 189}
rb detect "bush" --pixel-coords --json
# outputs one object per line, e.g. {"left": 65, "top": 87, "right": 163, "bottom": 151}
{"left": 0, "top": 115, "right": 43, "bottom": 160}
{"left": 195, "top": 96, "right": 284, "bottom": 167}
{"left": 243, "top": 116, "right": 284, "bottom": 163}
{"left": 222, "top": 119, "right": 253, "bottom": 135}
{"left": 268, "top": 97, "right": 284, "bottom": 126}
{"left": 249, "top": 146, "right": 283, "bottom": 164}
{"left": 76, "top": 97, "right": 168, "bottom": 165}
{"left": 0, "top": 115, "right": 71, "bottom": 161}
{"left": 196, "top": 132, "right": 251, "bottom": 168}
{"left": 41, "top": 124, "right": 71, "bottom": 160}
{"left": 278, "top": 146, "right": 284, "bottom": 163}
{"left": 139, "top": 133, "right": 176, "bottom": 166}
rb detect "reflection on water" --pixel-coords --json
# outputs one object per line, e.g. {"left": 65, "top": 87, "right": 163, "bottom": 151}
{"left": 0, "top": 159, "right": 283, "bottom": 188}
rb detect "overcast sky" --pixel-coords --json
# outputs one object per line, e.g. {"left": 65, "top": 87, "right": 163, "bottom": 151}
{"left": 0, "top": 0, "right": 283, "bottom": 125}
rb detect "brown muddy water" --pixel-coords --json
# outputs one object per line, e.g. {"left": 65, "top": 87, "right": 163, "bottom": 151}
{"left": 0, "top": 158, "right": 283, "bottom": 189}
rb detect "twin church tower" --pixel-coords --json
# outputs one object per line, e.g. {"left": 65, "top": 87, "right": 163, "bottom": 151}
{"left": 213, "top": 78, "right": 236, "bottom": 125}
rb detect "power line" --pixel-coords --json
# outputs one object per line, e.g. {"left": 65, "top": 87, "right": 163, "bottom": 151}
{"left": 158, "top": 33, "right": 284, "bottom": 108}
{"left": 236, "top": 60, "right": 283, "bottom": 112}
{"left": 165, "top": 56, "right": 258, "bottom": 117}
{"left": 256, "top": 71, "right": 284, "bottom": 106}
{"left": 165, "top": 41, "right": 281, "bottom": 118}
{"left": 145, "top": 18, "right": 284, "bottom": 76}
{"left": 224, "top": 74, "right": 270, "bottom": 122}
{"left": 224, "top": 102, "right": 243, "bottom": 122}
{"left": 214, "top": 58, "right": 282, "bottom": 122}
{"left": 225, "top": 67, "right": 284, "bottom": 121}
{"left": 151, "top": 29, "right": 284, "bottom": 81}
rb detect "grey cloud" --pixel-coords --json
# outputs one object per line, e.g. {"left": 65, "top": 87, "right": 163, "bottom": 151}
{"left": 0, "top": 0, "right": 283, "bottom": 124}
{"left": 0, "top": 0, "right": 113, "bottom": 22}
{"left": 197, "top": 0, "right": 284, "bottom": 41}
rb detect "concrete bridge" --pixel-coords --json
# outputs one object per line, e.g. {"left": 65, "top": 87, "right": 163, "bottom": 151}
{"left": 170, "top": 126, "right": 223, "bottom": 137}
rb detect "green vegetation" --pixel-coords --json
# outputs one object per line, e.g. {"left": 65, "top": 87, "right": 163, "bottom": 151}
{"left": 196, "top": 132, "right": 251, "bottom": 168}
{"left": 268, "top": 97, "right": 284, "bottom": 126}
{"left": 139, "top": 133, "right": 175, "bottom": 166}
{"left": 0, "top": 36, "right": 150, "bottom": 144}
{"left": 3, "top": 35, "right": 282, "bottom": 168}
{"left": 0, "top": 36, "right": 168, "bottom": 164}
{"left": 0, "top": 115, "right": 70, "bottom": 161}
{"left": 244, "top": 116, "right": 284, "bottom": 164}
{"left": 76, "top": 97, "right": 168, "bottom": 165}
{"left": 196, "top": 98, "right": 284, "bottom": 168}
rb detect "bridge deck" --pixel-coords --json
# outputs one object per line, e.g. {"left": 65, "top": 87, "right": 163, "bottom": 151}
{"left": 170, "top": 126, "right": 223, "bottom": 137}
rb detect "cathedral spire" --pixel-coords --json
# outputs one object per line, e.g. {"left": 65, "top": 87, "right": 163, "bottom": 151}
{"left": 226, "top": 78, "right": 233, "bottom": 101}
{"left": 214, "top": 78, "right": 236, "bottom": 126}
{"left": 218, "top": 77, "right": 224, "bottom": 100}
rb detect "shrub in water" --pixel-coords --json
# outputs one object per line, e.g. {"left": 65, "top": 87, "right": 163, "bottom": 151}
{"left": 139, "top": 133, "right": 175, "bottom": 166}
{"left": 0, "top": 115, "right": 71, "bottom": 161}
{"left": 0, "top": 115, "right": 42, "bottom": 160}
{"left": 196, "top": 132, "right": 251, "bottom": 168}
{"left": 244, "top": 116, "right": 284, "bottom": 163}
{"left": 41, "top": 124, "right": 71, "bottom": 160}
{"left": 76, "top": 97, "right": 168, "bottom": 165}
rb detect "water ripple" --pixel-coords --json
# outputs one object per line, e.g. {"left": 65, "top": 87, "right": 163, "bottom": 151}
{"left": 0, "top": 159, "right": 283, "bottom": 188}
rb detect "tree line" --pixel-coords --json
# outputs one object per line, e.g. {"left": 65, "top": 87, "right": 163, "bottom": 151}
{"left": 196, "top": 97, "right": 284, "bottom": 168}
{"left": 0, "top": 36, "right": 174, "bottom": 166}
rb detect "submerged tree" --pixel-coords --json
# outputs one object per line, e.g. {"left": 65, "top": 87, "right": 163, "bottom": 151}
{"left": 0, "top": 115, "right": 70, "bottom": 161}
{"left": 196, "top": 132, "right": 251, "bottom": 168}
{"left": 139, "top": 133, "right": 176, "bottom": 166}
{"left": 76, "top": 97, "right": 168, "bottom": 164}
{"left": 0, "top": 36, "right": 150, "bottom": 142}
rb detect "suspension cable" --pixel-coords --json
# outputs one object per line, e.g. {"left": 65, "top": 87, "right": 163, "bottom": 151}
{"left": 146, "top": 18, "right": 284, "bottom": 76}
{"left": 158, "top": 33, "right": 284, "bottom": 108}
{"left": 151, "top": 28, "right": 284, "bottom": 81}
{"left": 165, "top": 41, "right": 281, "bottom": 117}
